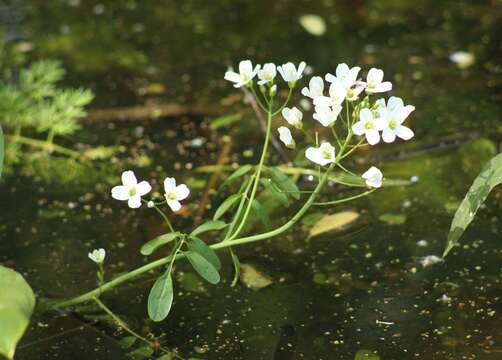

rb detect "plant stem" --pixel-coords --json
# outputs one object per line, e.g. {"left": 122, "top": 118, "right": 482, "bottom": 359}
{"left": 152, "top": 203, "right": 175, "bottom": 233}
{"left": 314, "top": 189, "right": 375, "bottom": 206}
{"left": 6, "top": 134, "right": 79, "bottom": 157}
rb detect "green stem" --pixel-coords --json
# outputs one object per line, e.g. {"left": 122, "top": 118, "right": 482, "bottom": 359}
{"left": 46, "top": 129, "right": 55, "bottom": 145}
{"left": 272, "top": 88, "right": 293, "bottom": 116}
{"left": 314, "top": 189, "right": 375, "bottom": 206}
{"left": 6, "top": 134, "right": 79, "bottom": 157}
{"left": 153, "top": 204, "right": 175, "bottom": 233}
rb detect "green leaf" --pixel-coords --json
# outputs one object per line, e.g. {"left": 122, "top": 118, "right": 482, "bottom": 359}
{"left": 229, "top": 248, "right": 240, "bottom": 287}
{"left": 308, "top": 211, "right": 360, "bottom": 238}
{"left": 128, "top": 345, "right": 154, "bottom": 359}
{"left": 354, "top": 349, "right": 380, "bottom": 360}
{"left": 118, "top": 336, "right": 137, "bottom": 349}
{"left": 213, "top": 194, "right": 242, "bottom": 220}
{"left": 188, "top": 237, "right": 221, "bottom": 270}
{"left": 251, "top": 199, "right": 271, "bottom": 229}
{"left": 147, "top": 270, "right": 174, "bottom": 322}
{"left": 260, "top": 178, "right": 289, "bottom": 208}
{"left": 191, "top": 220, "right": 228, "bottom": 237}
{"left": 140, "top": 232, "right": 180, "bottom": 256}
{"left": 267, "top": 167, "right": 300, "bottom": 200}
{"left": 0, "top": 265, "right": 36, "bottom": 360}
{"left": 0, "top": 125, "right": 4, "bottom": 177}
{"left": 185, "top": 251, "right": 220, "bottom": 284}
{"left": 209, "top": 113, "right": 241, "bottom": 130}
{"left": 444, "top": 153, "right": 502, "bottom": 257}
{"left": 221, "top": 164, "right": 253, "bottom": 188}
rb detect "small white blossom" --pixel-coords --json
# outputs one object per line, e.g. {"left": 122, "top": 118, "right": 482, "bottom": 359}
{"left": 277, "top": 126, "right": 295, "bottom": 149}
{"left": 164, "top": 177, "right": 190, "bottom": 212}
{"left": 420, "top": 255, "right": 443, "bottom": 268}
{"left": 352, "top": 108, "right": 383, "bottom": 145}
{"left": 362, "top": 166, "right": 383, "bottom": 188}
{"left": 364, "top": 68, "right": 392, "bottom": 93}
{"left": 301, "top": 76, "right": 324, "bottom": 99}
{"left": 257, "top": 63, "right": 277, "bottom": 85}
{"left": 314, "top": 81, "right": 346, "bottom": 107}
{"left": 224, "top": 60, "right": 260, "bottom": 88}
{"left": 111, "top": 170, "right": 152, "bottom": 208}
{"left": 281, "top": 107, "right": 303, "bottom": 129}
{"left": 379, "top": 97, "right": 415, "bottom": 143}
{"left": 305, "top": 142, "right": 336, "bottom": 166}
{"left": 88, "top": 248, "right": 106, "bottom": 264}
{"left": 269, "top": 84, "right": 277, "bottom": 97}
{"left": 313, "top": 103, "right": 342, "bottom": 127}
{"left": 449, "top": 51, "right": 475, "bottom": 69}
{"left": 325, "top": 63, "right": 364, "bottom": 101}
{"left": 277, "top": 61, "right": 306, "bottom": 84}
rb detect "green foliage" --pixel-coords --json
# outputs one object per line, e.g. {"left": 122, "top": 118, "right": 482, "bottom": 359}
{"left": 185, "top": 250, "right": 221, "bottom": 285}
{"left": 140, "top": 232, "right": 181, "bottom": 256}
{"left": 187, "top": 237, "right": 221, "bottom": 271}
{"left": 213, "top": 194, "right": 242, "bottom": 220}
{"left": 267, "top": 167, "right": 300, "bottom": 200}
{"left": 147, "top": 270, "right": 174, "bottom": 322}
{"left": 444, "top": 153, "right": 502, "bottom": 256}
{"left": 220, "top": 164, "right": 253, "bottom": 188}
{"left": 0, "top": 266, "right": 36, "bottom": 360}
{"left": 190, "top": 220, "right": 228, "bottom": 237}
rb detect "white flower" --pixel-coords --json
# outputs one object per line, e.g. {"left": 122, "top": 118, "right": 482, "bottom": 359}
{"left": 449, "top": 51, "right": 475, "bottom": 69}
{"left": 379, "top": 97, "right": 415, "bottom": 143}
{"left": 313, "top": 81, "right": 346, "bottom": 107}
{"left": 352, "top": 108, "right": 383, "bottom": 145}
{"left": 281, "top": 107, "right": 303, "bottom": 129}
{"left": 88, "top": 248, "right": 106, "bottom": 264}
{"left": 277, "top": 127, "right": 295, "bottom": 149}
{"left": 313, "top": 103, "right": 342, "bottom": 127}
{"left": 420, "top": 255, "right": 443, "bottom": 268}
{"left": 305, "top": 142, "right": 336, "bottom": 166}
{"left": 164, "top": 177, "right": 190, "bottom": 212}
{"left": 277, "top": 61, "right": 306, "bottom": 84}
{"left": 301, "top": 76, "right": 324, "bottom": 99}
{"left": 257, "top": 63, "right": 277, "bottom": 85}
{"left": 364, "top": 68, "right": 392, "bottom": 93}
{"left": 362, "top": 166, "right": 383, "bottom": 188}
{"left": 224, "top": 60, "right": 260, "bottom": 88}
{"left": 111, "top": 170, "right": 152, "bottom": 208}
{"left": 325, "top": 63, "right": 364, "bottom": 101}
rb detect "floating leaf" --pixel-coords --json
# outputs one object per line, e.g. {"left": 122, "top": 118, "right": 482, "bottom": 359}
{"left": 188, "top": 237, "right": 221, "bottom": 270}
{"left": 221, "top": 164, "right": 253, "bottom": 188}
{"left": 299, "top": 14, "right": 327, "bottom": 36}
{"left": 0, "top": 125, "right": 4, "bottom": 177}
{"left": 378, "top": 213, "right": 406, "bottom": 225}
{"left": 191, "top": 220, "right": 228, "bottom": 237}
{"left": 185, "top": 251, "right": 221, "bottom": 284}
{"left": 267, "top": 167, "right": 300, "bottom": 200}
{"left": 213, "top": 194, "right": 242, "bottom": 220}
{"left": 140, "top": 232, "right": 181, "bottom": 256}
{"left": 240, "top": 264, "right": 273, "bottom": 290}
{"left": 251, "top": 199, "right": 271, "bottom": 229}
{"left": 0, "top": 265, "right": 36, "bottom": 360}
{"left": 444, "top": 153, "right": 502, "bottom": 256}
{"left": 354, "top": 349, "right": 380, "bottom": 360}
{"left": 308, "top": 211, "right": 360, "bottom": 238}
{"left": 147, "top": 270, "right": 174, "bottom": 322}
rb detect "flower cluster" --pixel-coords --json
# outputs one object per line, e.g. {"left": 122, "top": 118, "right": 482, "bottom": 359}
{"left": 224, "top": 60, "right": 416, "bottom": 190}
{"left": 111, "top": 170, "right": 190, "bottom": 211}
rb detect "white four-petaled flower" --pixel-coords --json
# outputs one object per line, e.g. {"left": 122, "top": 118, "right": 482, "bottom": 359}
{"left": 277, "top": 61, "right": 306, "bottom": 85}
{"left": 111, "top": 170, "right": 152, "bottom": 208}
{"left": 281, "top": 107, "right": 303, "bottom": 129}
{"left": 305, "top": 142, "right": 336, "bottom": 166}
{"left": 378, "top": 97, "right": 415, "bottom": 143}
{"left": 364, "top": 68, "right": 392, "bottom": 93}
{"left": 351, "top": 108, "right": 383, "bottom": 145}
{"left": 301, "top": 76, "right": 324, "bottom": 99}
{"left": 257, "top": 63, "right": 277, "bottom": 85}
{"left": 88, "top": 248, "right": 106, "bottom": 264}
{"left": 277, "top": 127, "right": 295, "bottom": 149}
{"left": 362, "top": 166, "right": 383, "bottom": 188}
{"left": 164, "top": 177, "right": 190, "bottom": 212}
{"left": 313, "top": 103, "right": 342, "bottom": 127}
{"left": 325, "top": 63, "right": 364, "bottom": 101}
{"left": 313, "top": 81, "right": 346, "bottom": 107}
{"left": 224, "top": 60, "right": 260, "bottom": 88}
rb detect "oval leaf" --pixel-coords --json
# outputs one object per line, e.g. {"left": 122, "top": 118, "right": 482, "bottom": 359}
{"left": 140, "top": 232, "right": 180, "bottom": 256}
{"left": 213, "top": 194, "right": 242, "bottom": 220}
{"left": 444, "top": 153, "right": 502, "bottom": 256}
{"left": 147, "top": 270, "right": 174, "bottom": 322}
{"left": 251, "top": 199, "right": 271, "bottom": 229}
{"left": 191, "top": 220, "right": 228, "bottom": 237}
{"left": 309, "top": 211, "right": 360, "bottom": 238}
{"left": 221, "top": 164, "right": 253, "bottom": 188}
{"left": 268, "top": 167, "right": 300, "bottom": 200}
{"left": 0, "top": 265, "right": 36, "bottom": 360}
{"left": 188, "top": 237, "right": 221, "bottom": 270}
{"left": 185, "top": 251, "right": 220, "bottom": 284}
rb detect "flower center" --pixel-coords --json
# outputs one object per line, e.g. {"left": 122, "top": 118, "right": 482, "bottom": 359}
{"left": 321, "top": 149, "right": 332, "bottom": 159}
{"left": 129, "top": 187, "right": 137, "bottom": 197}
{"left": 166, "top": 191, "right": 177, "bottom": 200}
{"left": 388, "top": 119, "right": 397, "bottom": 130}
{"left": 364, "top": 121, "right": 374, "bottom": 130}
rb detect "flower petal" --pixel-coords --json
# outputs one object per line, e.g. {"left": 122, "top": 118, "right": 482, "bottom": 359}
{"left": 164, "top": 177, "right": 176, "bottom": 192}
{"left": 111, "top": 185, "right": 129, "bottom": 201}
{"left": 128, "top": 195, "right": 142, "bottom": 208}
{"left": 365, "top": 129, "right": 381, "bottom": 145}
{"left": 305, "top": 147, "right": 321, "bottom": 165}
{"left": 382, "top": 128, "right": 396, "bottom": 143}
{"left": 167, "top": 200, "right": 182, "bottom": 212}
{"left": 396, "top": 125, "right": 414, "bottom": 140}
{"left": 122, "top": 170, "right": 137, "bottom": 187}
{"left": 175, "top": 184, "right": 190, "bottom": 201}
{"left": 351, "top": 121, "right": 365, "bottom": 135}
{"left": 136, "top": 181, "right": 152, "bottom": 196}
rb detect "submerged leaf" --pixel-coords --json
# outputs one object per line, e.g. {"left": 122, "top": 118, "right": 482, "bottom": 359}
{"left": 378, "top": 213, "right": 406, "bottom": 225}
{"left": 239, "top": 264, "right": 273, "bottom": 290}
{"left": 308, "top": 211, "right": 360, "bottom": 238}
{"left": 354, "top": 349, "right": 380, "bottom": 360}
{"left": 444, "top": 153, "right": 502, "bottom": 256}
{"left": 251, "top": 199, "right": 271, "bottom": 229}
{"left": 147, "top": 270, "right": 174, "bottom": 322}
{"left": 140, "top": 232, "right": 180, "bottom": 256}
{"left": 299, "top": 14, "right": 327, "bottom": 36}
{"left": 0, "top": 265, "right": 36, "bottom": 360}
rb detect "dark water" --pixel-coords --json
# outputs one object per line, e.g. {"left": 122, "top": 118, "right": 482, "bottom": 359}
{"left": 1, "top": 0, "right": 502, "bottom": 359}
